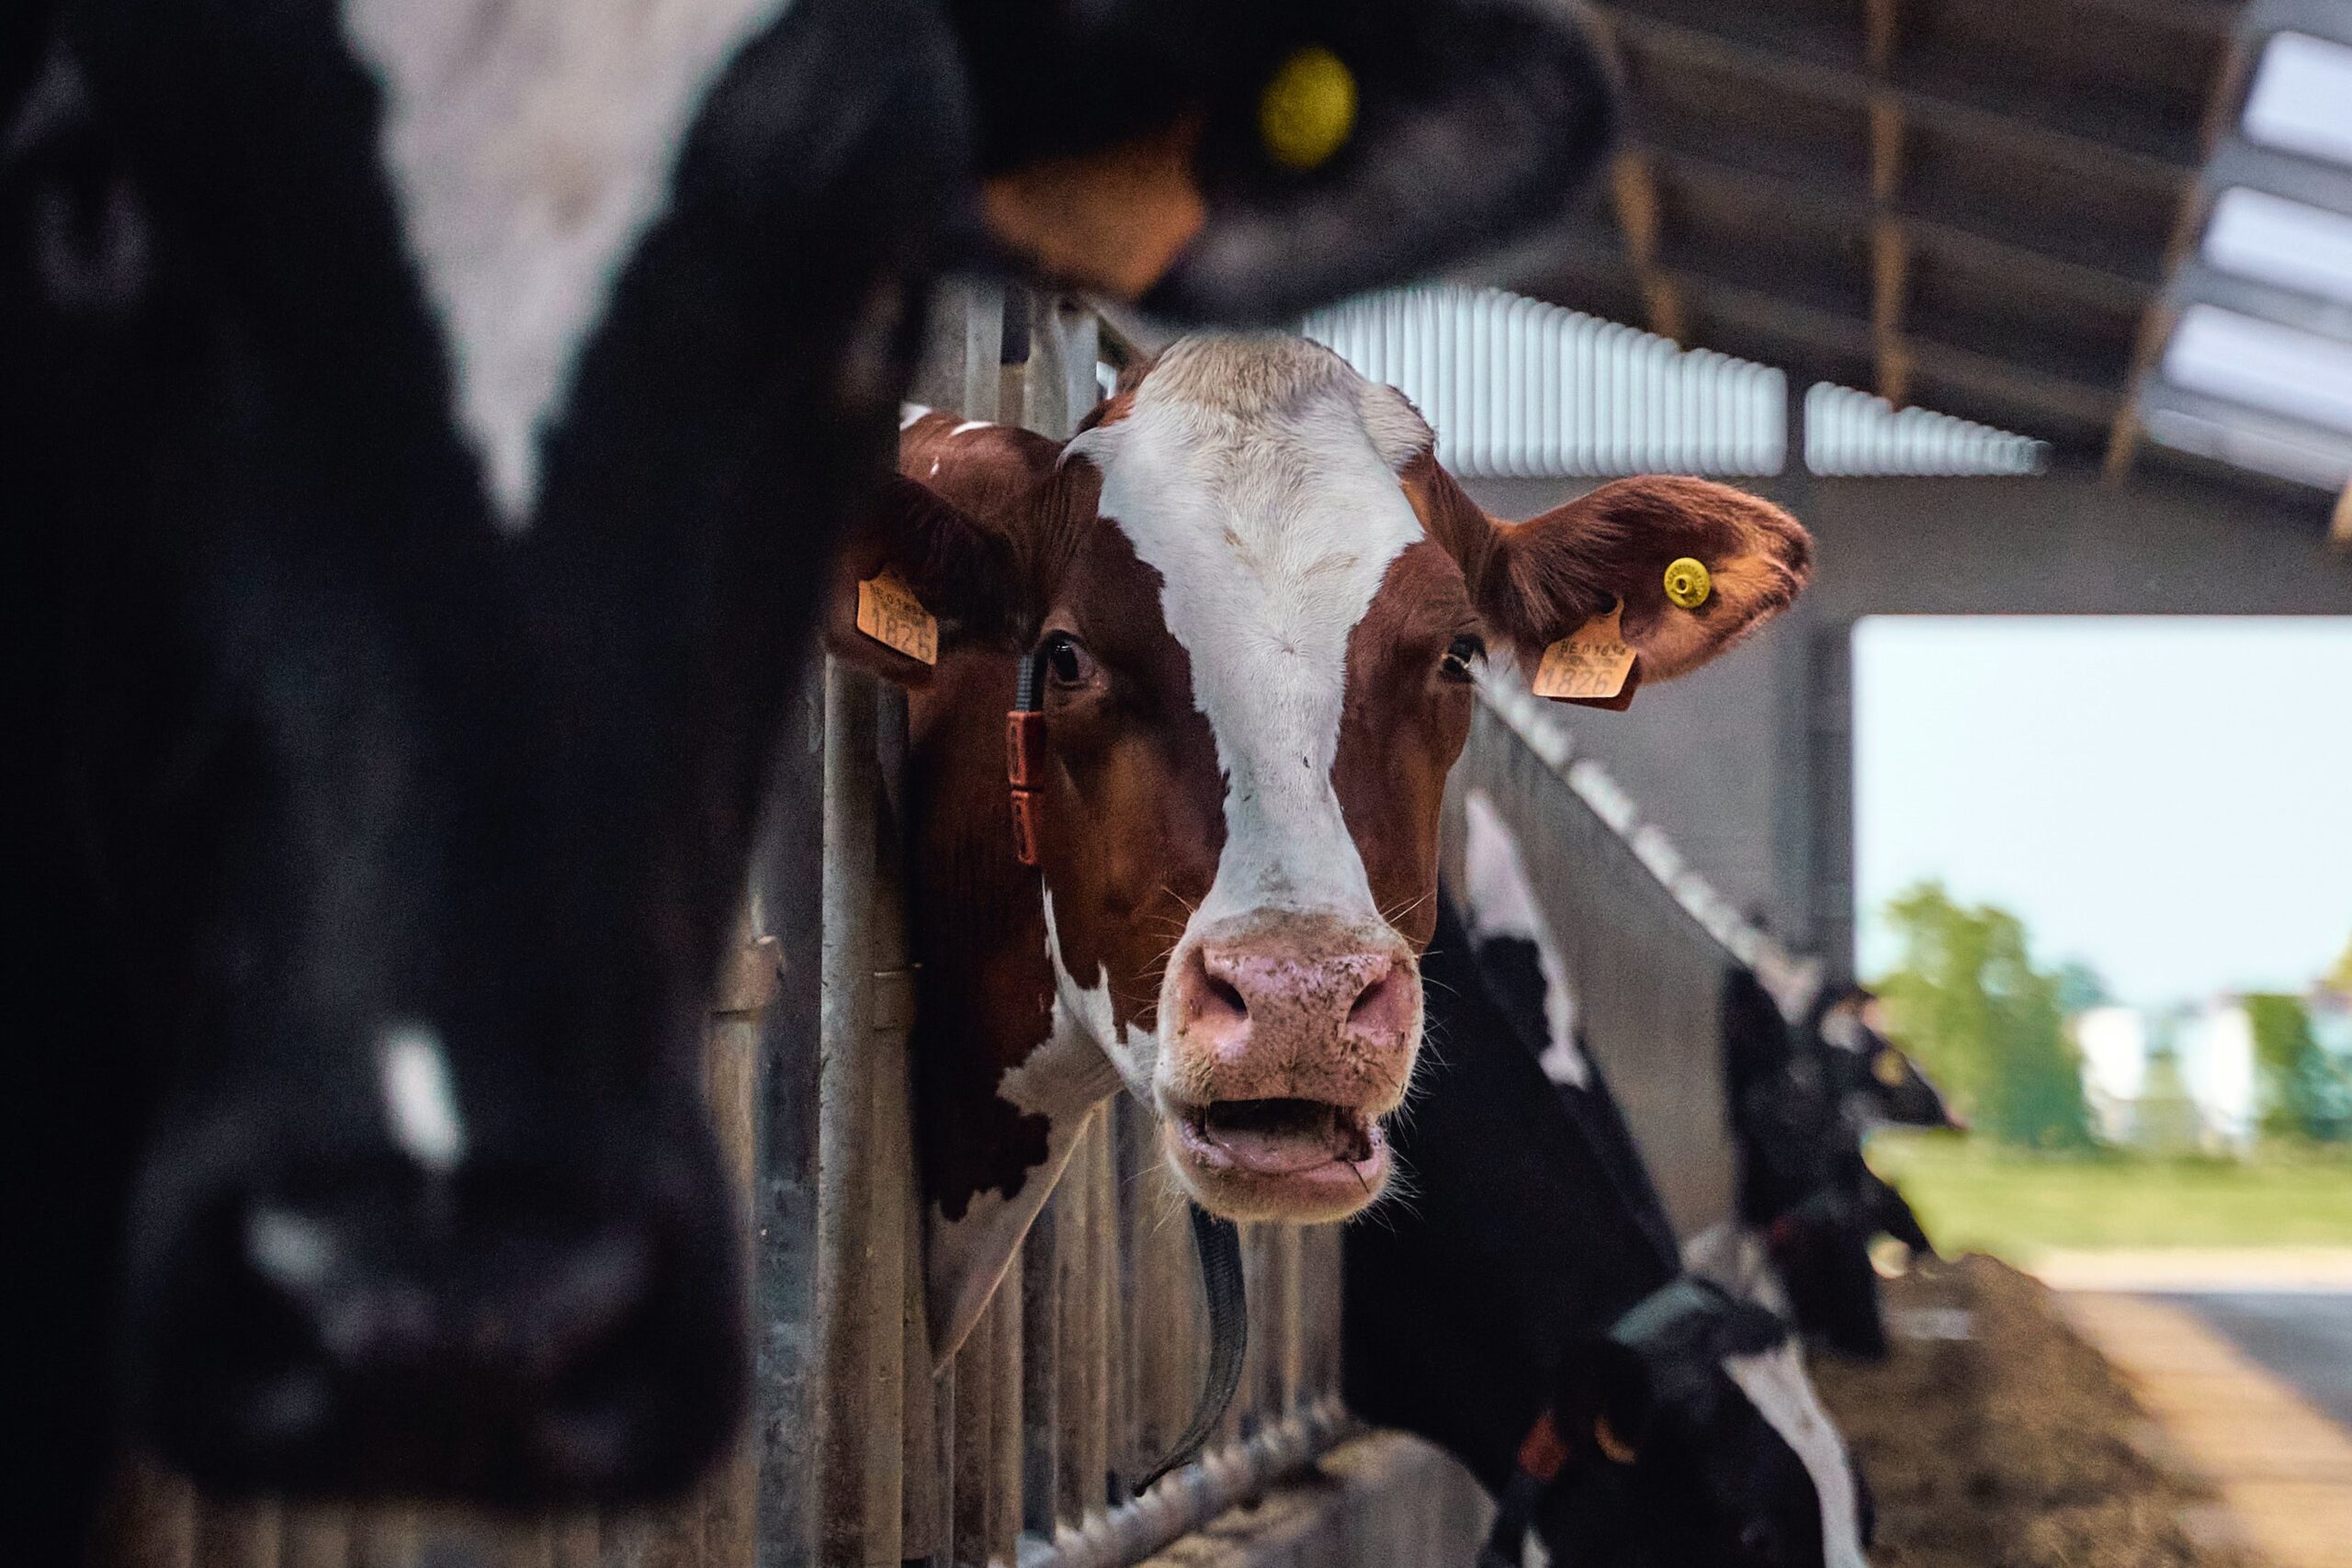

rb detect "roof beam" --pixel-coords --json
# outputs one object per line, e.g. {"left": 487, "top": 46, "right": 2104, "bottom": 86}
{"left": 1638, "top": 143, "right": 2156, "bottom": 311}
{"left": 2335, "top": 482, "right": 2352, "bottom": 548}
{"left": 1865, "top": 0, "right": 1912, "bottom": 406}
{"left": 1611, "top": 151, "right": 1691, "bottom": 344}
{"left": 1602, "top": 8, "right": 2196, "bottom": 184}
{"left": 1661, "top": 267, "right": 2120, "bottom": 430}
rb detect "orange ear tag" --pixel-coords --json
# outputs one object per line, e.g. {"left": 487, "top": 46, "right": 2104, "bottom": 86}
{"left": 1532, "top": 604, "right": 1637, "bottom": 710}
{"left": 855, "top": 571, "right": 939, "bottom": 665}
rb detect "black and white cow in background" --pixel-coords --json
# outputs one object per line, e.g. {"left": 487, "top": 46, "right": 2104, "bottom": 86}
{"left": 1724, "top": 964, "right": 1962, "bottom": 1358}
{"left": 3, "top": 0, "right": 1620, "bottom": 1558}
{"left": 1344, "top": 890, "right": 1872, "bottom": 1568}
{"left": 1810, "top": 982, "right": 1962, "bottom": 1138}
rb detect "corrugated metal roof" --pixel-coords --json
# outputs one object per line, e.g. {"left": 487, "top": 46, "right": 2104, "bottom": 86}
{"left": 1300, "top": 283, "right": 2046, "bottom": 481}
{"left": 1301, "top": 286, "right": 1785, "bottom": 478}
{"left": 1804, "top": 382, "right": 2050, "bottom": 477}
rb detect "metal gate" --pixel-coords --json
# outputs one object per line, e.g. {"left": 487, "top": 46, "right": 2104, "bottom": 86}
{"left": 98, "top": 288, "right": 1374, "bottom": 1568}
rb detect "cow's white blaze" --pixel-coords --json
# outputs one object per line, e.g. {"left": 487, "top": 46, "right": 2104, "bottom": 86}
{"left": 1067, "top": 340, "right": 1424, "bottom": 949}
{"left": 378, "top": 1024, "right": 466, "bottom": 1173}
{"left": 1724, "top": 1342, "right": 1871, "bottom": 1568}
{"left": 344, "top": 0, "right": 795, "bottom": 526}
{"left": 1461, "top": 789, "right": 1590, "bottom": 1088}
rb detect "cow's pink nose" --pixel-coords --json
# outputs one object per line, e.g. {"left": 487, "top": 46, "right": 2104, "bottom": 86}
{"left": 1170, "top": 927, "right": 1420, "bottom": 1104}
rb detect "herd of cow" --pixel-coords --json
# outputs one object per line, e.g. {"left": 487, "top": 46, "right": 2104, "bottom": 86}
{"left": 5, "top": 2, "right": 1961, "bottom": 1564}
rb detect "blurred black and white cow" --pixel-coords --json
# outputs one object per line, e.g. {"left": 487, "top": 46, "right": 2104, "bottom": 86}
{"left": 1722, "top": 965, "right": 1958, "bottom": 1358}
{"left": 3, "top": 0, "right": 1620, "bottom": 1556}
{"left": 1809, "top": 982, "right": 1961, "bottom": 1137}
{"left": 1345, "top": 894, "right": 1871, "bottom": 1568}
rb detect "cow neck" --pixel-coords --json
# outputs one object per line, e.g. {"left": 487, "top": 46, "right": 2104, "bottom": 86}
{"left": 905, "top": 645, "right": 1122, "bottom": 1363}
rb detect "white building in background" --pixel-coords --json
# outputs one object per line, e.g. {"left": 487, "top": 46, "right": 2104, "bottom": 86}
{"left": 2071, "top": 998, "right": 2262, "bottom": 1151}
{"left": 2075, "top": 1006, "right": 2148, "bottom": 1145}
{"left": 2179, "top": 1001, "right": 2258, "bottom": 1150}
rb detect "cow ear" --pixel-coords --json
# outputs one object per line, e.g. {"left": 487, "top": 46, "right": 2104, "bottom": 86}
{"left": 959, "top": 2, "right": 1616, "bottom": 322}
{"left": 1552, "top": 1339, "right": 1657, "bottom": 1467}
{"left": 822, "top": 474, "right": 1026, "bottom": 687}
{"left": 1143, "top": 6, "right": 1618, "bottom": 323}
{"left": 1481, "top": 478, "right": 1811, "bottom": 692}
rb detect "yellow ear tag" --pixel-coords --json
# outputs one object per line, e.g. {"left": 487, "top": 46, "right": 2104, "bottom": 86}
{"left": 1532, "top": 603, "right": 1636, "bottom": 705}
{"left": 1594, "top": 1414, "right": 1640, "bottom": 1466}
{"left": 856, "top": 570, "right": 938, "bottom": 665}
{"left": 1663, "top": 556, "right": 1713, "bottom": 610}
{"left": 1260, "top": 47, "right": 1357, "bottom": 170}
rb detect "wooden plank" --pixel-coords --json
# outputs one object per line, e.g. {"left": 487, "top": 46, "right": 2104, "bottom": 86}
{"left": 991, "top": 1275, "right": 1024, "bottom": 1567}
{"left": 809, "top": 660, "right": 904, "bottom": 1566}
{"left": 951, "top": 1291, "right": 1000, "bottom": 1565}
{"left": 1023, "top": 1182, "right": 1065, "bottom": 1534}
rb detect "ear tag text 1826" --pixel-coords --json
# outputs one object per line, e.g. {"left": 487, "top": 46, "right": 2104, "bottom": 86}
{"left": 1532, "top": 603, "right": 1637, "bottom": 710}
{"left": 856, "top": 570, "right": 938, "bottom": 665}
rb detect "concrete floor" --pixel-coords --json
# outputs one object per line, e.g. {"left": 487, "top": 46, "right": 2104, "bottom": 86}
{"left": 2178, "top": 1293, "right": 2352, "bottom": 1435}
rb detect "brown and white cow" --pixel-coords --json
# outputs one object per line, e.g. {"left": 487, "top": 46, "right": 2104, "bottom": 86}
{"left": 831, "top": 335, "right": 1812, "bottom": 1357}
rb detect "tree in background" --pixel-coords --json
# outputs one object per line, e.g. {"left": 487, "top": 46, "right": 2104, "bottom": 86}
{"left": 2246, "top": 993, "right": 2350, "bottom": 1143}
{"left": 2054, "top": 960, "right": 2109, "bottom": 1017}
{"left": 2328, "top": 932, "right": 2352, "bottom": 997}
{"left": 1873, "top": 880, "right": 2095, "bottom": 1149}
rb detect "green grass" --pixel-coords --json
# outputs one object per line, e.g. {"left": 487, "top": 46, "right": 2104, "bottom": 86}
{"left": 1868, "top": 1133, "right": 2352, "bottom": 1258}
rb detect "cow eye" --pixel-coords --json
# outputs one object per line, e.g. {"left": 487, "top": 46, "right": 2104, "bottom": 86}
{"left": 1044, "top": 632, "right": 1096, "bottom": 688}
{"left": 1440, "top": 634, "right": 1485, "bottom": 682}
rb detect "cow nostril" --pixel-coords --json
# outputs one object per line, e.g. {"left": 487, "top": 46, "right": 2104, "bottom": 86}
{"left": 1347, "top": 960, "right": 1415, "bottom": 1039}
{"left": 1190, "top": 947, "right": 1251, "bottom": 1028}
{"left": 1204, "top": 973, "right": 1248, "bottom": 1021}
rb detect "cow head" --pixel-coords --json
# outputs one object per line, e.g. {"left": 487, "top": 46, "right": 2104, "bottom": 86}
{"left": 1814, "top": 985, "right": 1962, "bottom": 1133}
{"left": 3, "top": 0, "right": 1631, "bottom": 1534}
{"left": 1529, "top": 1282, "right": 1871, "bottom": 1568}
{"left": 4, "top": 0, "right": 1634, "bottom": 1524}
{"left": 837, "top": 336, "right": 1808, "bottom": 1233}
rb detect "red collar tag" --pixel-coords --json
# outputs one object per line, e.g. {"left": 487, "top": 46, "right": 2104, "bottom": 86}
{"left": 1007, "top": 709, "right": 1046, "bottom": 867}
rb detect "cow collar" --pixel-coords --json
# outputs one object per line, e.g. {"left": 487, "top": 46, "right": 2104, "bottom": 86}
{"left": 1007, "top": 640, "right": 1052, "bottom": 868}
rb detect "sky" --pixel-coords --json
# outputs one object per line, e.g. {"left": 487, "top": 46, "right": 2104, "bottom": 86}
{"left": 1852, "top": 615, "right": 2352, "bottom": 1008}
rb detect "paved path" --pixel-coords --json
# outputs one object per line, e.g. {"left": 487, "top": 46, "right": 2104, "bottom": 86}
{"left": 2177, "top": 1293, "right": 2352, "bottom": 1435}
{"left": 2052, "top": 1260, "right": 2352, "bottom": 1568}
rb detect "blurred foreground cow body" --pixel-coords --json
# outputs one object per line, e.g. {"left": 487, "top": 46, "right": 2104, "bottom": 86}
{"left": 1344, "top": 896, "right": 1871, "bottom": 1568}
{"left": 4, "top": 0, "right": 1626, "bottom": 1555}
{"left": 846, "top": 337, "right": 1811, "bottom": 1355}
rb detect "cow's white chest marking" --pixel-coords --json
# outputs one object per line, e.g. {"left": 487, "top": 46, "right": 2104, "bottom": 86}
{"left": 344, "top": 0, "right": 796, "bottom": 526}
